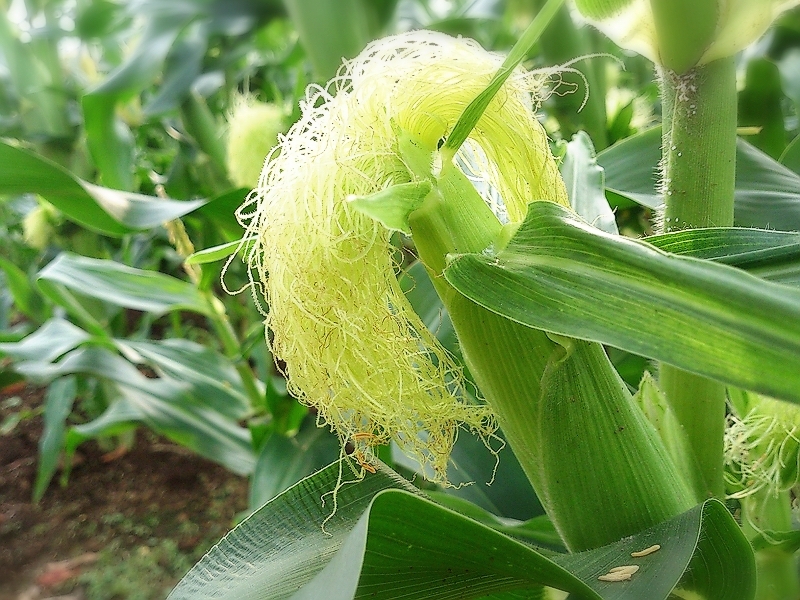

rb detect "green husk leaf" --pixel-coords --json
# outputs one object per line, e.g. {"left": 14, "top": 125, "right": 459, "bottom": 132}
{"left": 347, "top": 181, "right": 432, "bottom": 234}
{"left": 443, "top": 0, "right": 565, "bottom": 156}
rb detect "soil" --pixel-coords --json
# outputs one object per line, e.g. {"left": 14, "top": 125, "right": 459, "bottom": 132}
{"left": 0, "top": 382, "right": 249, "bottom": 600}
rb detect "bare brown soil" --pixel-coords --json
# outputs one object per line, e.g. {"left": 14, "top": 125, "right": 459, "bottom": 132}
{"left": 0, "top": 383, "right": 249, "bottom": 600}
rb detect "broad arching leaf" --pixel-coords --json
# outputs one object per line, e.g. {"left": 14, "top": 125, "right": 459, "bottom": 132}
{"left": 444, "top": 201, "right": 800, "bottom": 404}
{"left": 169, "top": 460, "right": 753, "bottom": 600}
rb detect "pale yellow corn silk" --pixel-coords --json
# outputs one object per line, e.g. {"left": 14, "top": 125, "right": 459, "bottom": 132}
{"left": 724, "top": 394, "right": 800, "bottom": 499}
{"left": 236, "top": 30, "right": 566, "bottom": 482}
{"left": 226, "top": 95, "right": 286, "bottom": 189}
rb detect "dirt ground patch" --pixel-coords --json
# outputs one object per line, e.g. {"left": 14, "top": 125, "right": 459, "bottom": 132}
{"left": 0, "top": 383, "right": 249, "bottom": 600}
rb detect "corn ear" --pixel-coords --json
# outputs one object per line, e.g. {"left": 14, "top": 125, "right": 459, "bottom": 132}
{"left": 226, "top": 96, "right": 286, "bottom": 189}
{"left": 437, "top": 294, "right": 695, "bottom": 551}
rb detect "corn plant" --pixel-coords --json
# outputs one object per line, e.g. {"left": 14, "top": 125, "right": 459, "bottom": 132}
{"left": 165, "top": 1, "right": 800, "bottom": 599}
{"left": 0, "top": 0, "right": 340, "bottom": 507}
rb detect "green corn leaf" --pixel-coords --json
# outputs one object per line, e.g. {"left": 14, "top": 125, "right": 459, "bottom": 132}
{"left": 597, "top": 127, "right": 800, "bottom": 230}
{"left": 114, "top": 339, "right": 252, "bottom": 420}
{"left": 559, "top": 131, "right": 617, "bottom": 235}
{"left": 169, "top": 460, "right": 753, "bottom": 600}
{"left": 0, "top": 255, "right": 46, "bottom": 322}
{"left": 0, "top": 142, "right": 207, "bottom": 235}
{"left": 444, "top": 201, "right": 800, "bottom": 404}
{"left": 20, "top": 346, "right": 255, "bottom": 476}
{"left": 185, "top": 239, "right": 253, "bottom": 265}
{"left": 33, "top": 376, "right": 77, "bottom": 502}
{"left": 0, "top": 318, "right": 90, "bottom": 363}
{"left": 37, "top": 253, "right": 212, "bottom": 317}
{"left": 645, "top": 227, "right": 800, "bottom": 286}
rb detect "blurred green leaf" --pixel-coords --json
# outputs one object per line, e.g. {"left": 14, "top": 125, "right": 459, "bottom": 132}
{"left": 81, "top": 94, "right": 136, "bottom": 191}
{"left": 169, "top": 460, "right": 753, "bottom": 600}
{"left": 283, "top": 0, "right": 376, "bottom": 80}
{"left": 443, "top": 427, "right": 543, "bottom": 521}
{"left": 0, "top": 255, "right": 45, "bottom": 322}
{"left": 185, "top": 239, "right": 253, "bottom": 265}
{"left": 778, "top": 47, "right": 800, "bottom": 114}
{"left": 192, "top": 188, "right": 249, "bottom": 240}
{"left": 597, "top": 127, "right": 800, "bottom": 230}
{"left": 75, "top": 0, "right": 125, "bottom": 40}
{"left": 529, "top": 0, "right": 608, "bottom": 149}
{"left": 37, "top": 253, "right": 212, "bottom": 316}
{"left": 445, "top": 201, "right": 800, "bottom": 404}
{"left": 0, "top": 11, "right": 69, "bottom": 137}
{"left": 399, "top": 262, "right": 541, "bottom": 520}
{"left": 83, "top": 16, "right": 184, "bottom": 189}
{"left": 249, "top": 420, "right": 340, "bottom": 511}
{"left": 738, "top": 58, "right": 786, "bottom": 159}
{"left": 144, "top": 21, "right": 208, "bottom": 116}
{"left": 750, "top": 529, "right": 800, "bottom": 554}
{"left": 400, "top": 261, "right": 458, "bottom": 356}
{"left": 0, "top": 318, "right": 90, "bottom": 363}
{"left": 115, "top": 338, "right": 253, "bottom": 420}
{"left": 780, "top": 133, "right": 800, "bottom": 175}
{"left": 559, "top": 131, "right": 617, "bottom": 235}
{"left": 21, "top": 346, "right": 255, "bottom": 475}
{"left": 33, "top": 375, "right": 76, "bottom": 502}
{"left": 181, "top": 92, "right": 228, "bottom": 177}
{"left": 0, "top": 142, "right": 207, "bottom": 235}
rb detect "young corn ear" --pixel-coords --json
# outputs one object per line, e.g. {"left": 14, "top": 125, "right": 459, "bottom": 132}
{"left": 226, "top": 96, "right": 286, "bottom": 189}
{"left": 575, "top": 0, "right": 800, "bottom": 72}
{"left": 238, "top": 31, "right": 560, "bottom": 481}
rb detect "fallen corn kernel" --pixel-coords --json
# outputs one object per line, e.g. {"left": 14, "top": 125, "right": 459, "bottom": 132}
{"left": 631, "top": 544, "right": 661, "bottom": 557}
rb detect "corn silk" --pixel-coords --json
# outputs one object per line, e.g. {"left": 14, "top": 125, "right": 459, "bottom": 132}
{"left": 233, "top": 30, "right": 568, "bottom": 482}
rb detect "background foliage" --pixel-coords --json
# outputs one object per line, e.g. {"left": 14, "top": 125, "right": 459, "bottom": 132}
{"left": 3, "top": 1, "right": 800, "bottom": 599}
